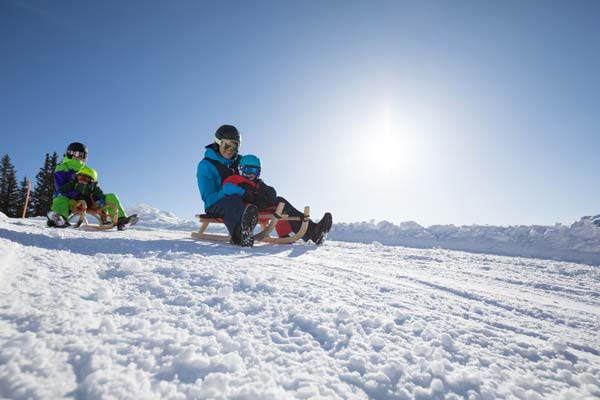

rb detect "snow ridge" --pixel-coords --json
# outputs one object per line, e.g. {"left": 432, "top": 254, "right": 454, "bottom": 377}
{"left": 329, "top": 217, "right": 600, "bottom": 266}
{"left": 126, "top": 203, "right": 199, "bottom": 231}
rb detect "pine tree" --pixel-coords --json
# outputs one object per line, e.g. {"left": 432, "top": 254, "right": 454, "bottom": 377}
{"left": 16, "top": 176, "right": 32, "bottom": 218}
{"left": 31, "top": 152, "right": 58, "bottom": 216}
{"left": 0, "top": 154, "right": 19, "bottom": 217}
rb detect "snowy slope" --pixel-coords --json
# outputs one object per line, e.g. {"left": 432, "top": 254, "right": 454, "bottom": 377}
{"left": 0, "top": 209, "right": 599, "bottom": 399}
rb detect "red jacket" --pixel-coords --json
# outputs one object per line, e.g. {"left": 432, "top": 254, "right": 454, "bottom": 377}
{"left": 222, "top": 175, "right": 259, "bottom": 190}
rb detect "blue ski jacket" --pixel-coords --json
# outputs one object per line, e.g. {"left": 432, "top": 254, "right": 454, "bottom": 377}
{"left": 196, "top": 144, "right": 244, "bottom": 210}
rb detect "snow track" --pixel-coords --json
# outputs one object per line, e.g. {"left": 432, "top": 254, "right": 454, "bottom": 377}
{"left": 0, "top": 217, "right": 599, "bottom": 399}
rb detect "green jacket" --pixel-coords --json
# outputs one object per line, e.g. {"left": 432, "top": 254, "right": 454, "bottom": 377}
{"left": 58, "top": 178, "right": 105, "bottom": 203}
{"left": 53, "top": 156, "right": 85, "bottom": 197}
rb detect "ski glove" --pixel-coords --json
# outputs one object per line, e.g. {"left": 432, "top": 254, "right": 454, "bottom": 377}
{"left": 256, "top": 181, "right": 277, "bottom": 204}
{"left": 96, "top": 199, "right": 105, "bottom": 207}
{"left": 242, "top": 189, "right": 257, "bottom": 204}
{"left": 222, "top": 183, "right": 245, "bottom": 196}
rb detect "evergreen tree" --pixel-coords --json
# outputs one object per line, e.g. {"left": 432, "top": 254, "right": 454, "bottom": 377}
{"left": 16, "top": 176, "right": 32, "bottom": 218}
{"left": 0, "top": 154, "right": 19, "bottom": 217}
{"left": 31, "top": 152, "right": 58, "bottom": 216}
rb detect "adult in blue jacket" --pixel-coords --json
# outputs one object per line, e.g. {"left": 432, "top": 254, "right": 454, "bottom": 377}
{"left": 197, "top": 124, "right": 333, "bottom": 247}
{"left": 196, "top": 125, "right": 259, "bottom": 247}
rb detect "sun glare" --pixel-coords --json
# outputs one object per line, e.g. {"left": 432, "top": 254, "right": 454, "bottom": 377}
{"left": 362, "top": 107, "right": 420, "bottom": 177}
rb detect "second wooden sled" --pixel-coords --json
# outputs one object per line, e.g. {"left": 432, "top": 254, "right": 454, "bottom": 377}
{"left": 191, "top": 202, "right": 310, "bottom": 244}
{"left": 68, "top": 200, "right": 119, "bottom": 231}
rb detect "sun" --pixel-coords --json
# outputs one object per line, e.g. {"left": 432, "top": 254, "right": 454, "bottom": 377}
{"left": 362, "top": 107, "right": 419, "bottom": 176}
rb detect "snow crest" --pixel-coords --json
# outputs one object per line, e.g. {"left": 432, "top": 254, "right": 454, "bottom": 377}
{"left": 126, "top": 203, "right": 198, "bottom": 231}
{"left": 330, "top": 217, "right": 600, "bottom": 266}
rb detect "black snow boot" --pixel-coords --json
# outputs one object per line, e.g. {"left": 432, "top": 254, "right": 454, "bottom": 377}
{"left": 239, "top": 204, "right": 258, "bottom": 247}
{"left": 310, "top": 212, "right": 332, "bottom": 245}
{"left": 117, "top": 214, "right": 139, "bottom": 231}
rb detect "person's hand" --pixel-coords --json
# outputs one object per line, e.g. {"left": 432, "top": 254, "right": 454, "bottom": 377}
{"left": 238, "top": 182, "right": 254, "bottom": 192}
{"left": 255, "top": 183, "right": 276, "bottom": 203}
{"left": 255, "top": 191, "right": 274, "bottom": 209}
{"left": 243, "top": 189, "right": 257, "bottom": 204}
{"left": 222, "top": 183, "right": 244, "bottom": 196}
{"left": 96, "top": 199, "right": 106, "bottom": 208}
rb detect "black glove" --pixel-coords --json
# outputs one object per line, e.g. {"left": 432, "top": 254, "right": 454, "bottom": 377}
{"left": 254, "top": 191, "right": 274, "bottom": 210}
{"left": 256, "top": 180, "right": 277, "bottom": 204}
{"left": 237, "top": 182, "right": 257, "bottom": 203}
{"left": 238, "top": 182, "right": 254, "bottom": 192}
{"left": 242, "top": 189, "right": 258, "bottom": 204}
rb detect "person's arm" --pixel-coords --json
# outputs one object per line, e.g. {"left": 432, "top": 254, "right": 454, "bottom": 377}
{"left": 58, "top": 180, "right": 77, "bottom": 195}
{"left": 256, "top": 179, "right": 277, "bottom": 204}
{"left": 53, "top": 158, "right": 84, "bottom": 192}
{"left": 197, "top": 160, "right": 243, "bottom": 208}
{"left": 91, "top": 183, "right": 105, "bottom": 204}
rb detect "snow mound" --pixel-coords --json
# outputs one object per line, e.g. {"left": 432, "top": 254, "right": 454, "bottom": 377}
{"left": 581, "top": 214, "right": 600, "bottom": 227}
{"left": 329, "top": 216, "right": 600, "bottom": 266}
{"left": 126, "top": 203, "right": 198, "bottom": 231}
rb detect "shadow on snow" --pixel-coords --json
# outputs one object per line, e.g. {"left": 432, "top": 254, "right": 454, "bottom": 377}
{"left": 0, "top": 228, "right": 317, "bottom": 259}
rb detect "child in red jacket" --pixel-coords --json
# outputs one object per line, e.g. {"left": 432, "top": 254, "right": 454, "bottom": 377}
{"left": 222, "top": 154, "right": 277, "bottom": 211}
{"left": 223, "top": 155, "right": 332, "bottom": 244}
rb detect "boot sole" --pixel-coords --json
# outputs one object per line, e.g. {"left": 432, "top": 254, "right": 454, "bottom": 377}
{"left": 240, "top": 205, "right": 259, "bottom": 247}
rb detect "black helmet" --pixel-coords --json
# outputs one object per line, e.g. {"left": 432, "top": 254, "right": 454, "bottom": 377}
{"left": 215, "top": 125, "right": 241, "bottom": 143}
{"left": 66, "top": 142, "right": 88, "bottom": 160}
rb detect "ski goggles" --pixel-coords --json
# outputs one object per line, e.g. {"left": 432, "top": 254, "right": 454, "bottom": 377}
{"left": 68, "top": 150, "right": 88, "bottom": 161}
{"left": 240, "top": 165, "right": 261, "bottom": 178}
{"left": 223, "top": 142, "right": 239, "bottom": 151}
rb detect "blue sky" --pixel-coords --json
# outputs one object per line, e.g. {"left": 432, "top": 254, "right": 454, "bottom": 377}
{"left": 1, "top": 0, "right": 599, "bottom": 226}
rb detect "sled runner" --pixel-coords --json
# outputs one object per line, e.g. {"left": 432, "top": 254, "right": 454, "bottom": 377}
{"left": 191, "top": 202, "right": 310, "bottom": 244}
{"left": 68, "top": 200, "right": 118, "bottom": 231}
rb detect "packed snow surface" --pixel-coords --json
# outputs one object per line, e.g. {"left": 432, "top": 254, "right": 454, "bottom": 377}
{"left": 0, "top": 207, "right": 599, "bottom": 399}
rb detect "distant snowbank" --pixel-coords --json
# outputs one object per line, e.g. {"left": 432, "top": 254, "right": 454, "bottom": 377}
{"left": 329, "top": 216, "right": 600, "bottom": 266}
{"left": 125, "top": 203, "right": 199, "bottom": 231}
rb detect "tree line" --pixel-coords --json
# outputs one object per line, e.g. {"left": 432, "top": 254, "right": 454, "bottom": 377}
{"left": 0, "top": 153, "right": 58, "bottom": 218}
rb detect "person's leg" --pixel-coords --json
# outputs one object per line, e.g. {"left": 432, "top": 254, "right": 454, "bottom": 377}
{"left": 273, "top": 196, "right": 316, "bottom": 238}
{"left": 274, "top": 196, "right": 332, "bottom": 244}
{"left": 47, "top": 196, "right": 77, "bottom": 227}
{"left": 103, "top": 193, "right": 127, "bottom": 219}
{"left": 206, "top": 195, "right": 245, "bottom": 235}
{"left": 50, "top": 195, "right": 72, "bottom": 219}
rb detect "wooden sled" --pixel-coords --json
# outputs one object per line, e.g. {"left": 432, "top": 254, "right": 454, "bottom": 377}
{"left": 191, "top": 202, "right": 310, "bottom": 244}
{"left": 67, "top": 200, "right": 118, "bottom": 231}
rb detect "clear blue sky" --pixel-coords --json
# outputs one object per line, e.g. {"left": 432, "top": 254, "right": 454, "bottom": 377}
{"left": 1, "top": 0, "right": 599, "bottom": 226}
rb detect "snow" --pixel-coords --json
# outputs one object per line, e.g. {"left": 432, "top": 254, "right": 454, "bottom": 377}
{"left": 126, "top": 204, "right": 200, "bottom": 231}
{"left": 330, "top": 217, "right": 600, "bottom": 266}
{"left": 1, "top": 206, "right": 599, "bottom": 399}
